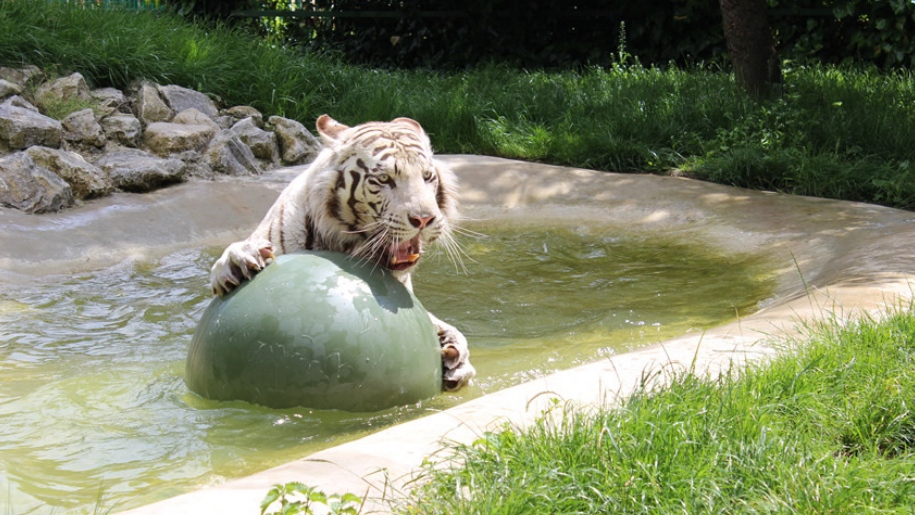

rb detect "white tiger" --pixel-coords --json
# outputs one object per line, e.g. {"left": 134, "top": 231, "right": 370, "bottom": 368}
{"left": 210, "top": 115, "right": 475, "bottom": 390}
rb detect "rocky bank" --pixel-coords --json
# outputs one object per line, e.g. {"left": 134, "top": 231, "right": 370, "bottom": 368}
{"left": 0, "top": 65, "right": 322, "bottom": 214}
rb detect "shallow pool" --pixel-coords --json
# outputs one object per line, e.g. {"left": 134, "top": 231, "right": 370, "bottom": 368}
{"left": 0, "top": 223, "right": 773, "bottom": 514}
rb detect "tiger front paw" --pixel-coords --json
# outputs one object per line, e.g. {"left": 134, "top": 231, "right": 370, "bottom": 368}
{"left": 443, "top": 354, "right": 476, "bottom": 392}
{"left": 438, "top": 324, "right": 475, "bottom": 391}
{"left": 209, "top": 239, "right": 274, "bottom": 296}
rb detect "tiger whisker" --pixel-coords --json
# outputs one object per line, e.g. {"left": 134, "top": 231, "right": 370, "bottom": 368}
{"left": 452, "top": 225, "right": 487, "bottom": 240}
{"left": 451, "top": 218, "right": 488, "bottom": 239}
{"left": 437, "top": 228, "right": 471, "bottom": 274}
{"left": 351, "top": 226, "right": 389, "bottom": 269}
{"left": 343, "top": 221, "right": 384, "bottom": 235}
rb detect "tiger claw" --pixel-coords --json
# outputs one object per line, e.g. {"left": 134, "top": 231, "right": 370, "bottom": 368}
{"left": 442, "top": 345, "right": 460, "bottom": 362}
{"left": 432, "top": 317, "right": 475, "bottom": 391}
{"left": 443, "top": 361, "right": 475, "bottom": 391}
{"left": 209, "top": 239, "right": 275, "bottom": 297}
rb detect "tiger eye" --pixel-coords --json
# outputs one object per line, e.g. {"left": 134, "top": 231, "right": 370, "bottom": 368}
{"left": 376, "top": 172, "right": 391, "bottom": 183}
{"left": 422, "top": 169, "right": 435, "bottom": 181}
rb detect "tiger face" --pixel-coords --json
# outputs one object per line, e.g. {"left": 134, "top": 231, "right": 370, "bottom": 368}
{"left": 311, "top": 115, "right": 459, "bottom": 274}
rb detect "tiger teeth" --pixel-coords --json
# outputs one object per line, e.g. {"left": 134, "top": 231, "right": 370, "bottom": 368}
{"left": 390, "top": 254, "right": 420, "bottom": 266}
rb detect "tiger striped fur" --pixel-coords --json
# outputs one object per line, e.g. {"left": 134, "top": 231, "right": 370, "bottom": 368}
{"left": 209, "top": 115, "right": 475, "bottom": 391}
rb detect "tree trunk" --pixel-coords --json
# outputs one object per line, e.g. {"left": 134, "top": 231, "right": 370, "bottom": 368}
{"left": 719, "top": 0, "right": 781, "bottom": 98}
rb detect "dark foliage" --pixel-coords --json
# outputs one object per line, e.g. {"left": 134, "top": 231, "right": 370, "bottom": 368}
{"left": 169, "top": 0, "right": 915, "bottom": 71}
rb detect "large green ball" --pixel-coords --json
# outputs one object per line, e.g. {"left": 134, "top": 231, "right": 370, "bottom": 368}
{"left": 186, "top": 251, "right": 442, "bottom": 412}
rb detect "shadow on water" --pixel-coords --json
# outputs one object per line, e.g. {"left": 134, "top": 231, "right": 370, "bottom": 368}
{"left": 0, "top": 223, "right": 774, "bottom": 514}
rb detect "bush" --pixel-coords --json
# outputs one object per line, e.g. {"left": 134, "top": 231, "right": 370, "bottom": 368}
{"left": 185, "top": 0, "right": 915, "bottom": 70}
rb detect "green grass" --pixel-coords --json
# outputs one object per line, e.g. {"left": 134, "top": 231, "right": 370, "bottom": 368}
{"left": 401, "top": 307, "right": 915, "bottom": 514}
{"left": 2, "top": 1, "right": 915, "bottom": 209}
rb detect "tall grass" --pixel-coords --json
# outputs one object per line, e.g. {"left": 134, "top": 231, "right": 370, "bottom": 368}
{"left": 2, "top": 1, "right": 914, "bottom": 208}
{"left": 402, "top": 307, "right": 915, "bottom": 514}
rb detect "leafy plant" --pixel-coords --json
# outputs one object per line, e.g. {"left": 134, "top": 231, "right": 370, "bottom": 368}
{"left": 260, "top": 482, "right": 363, "bottom": 515}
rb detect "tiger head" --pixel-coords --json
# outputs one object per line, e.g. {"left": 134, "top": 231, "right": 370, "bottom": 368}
{"left": 310, "top": 115, "right": 459, "bottom": 275}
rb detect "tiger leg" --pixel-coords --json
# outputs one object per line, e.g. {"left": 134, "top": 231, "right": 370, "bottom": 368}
{"left": 209, "top": 238, "right": 274, "bottom": 296}
{"left": 430, "top": 314, "right": 476, "bottom": 391}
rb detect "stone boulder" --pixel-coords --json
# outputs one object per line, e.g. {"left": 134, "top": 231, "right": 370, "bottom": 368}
{"left": 158, "top": 85, "right": 218, "bottom": 119}
{"left": 145, "top": 120, "right": 217, "bottom": 156}
{"left": 231, "top": 117, "right": 278, "bottom": 164}
{"left": 0, "top": 64, "right": 328, "bottom": 213}
{"left": 136, "top": 83, "right": 173, "bottom": 125}
{"left": 91, "top": 87, "right": 129, "bottom": 115}
{"left": 206, "top": 130, "right": 261, "bottom": 176}
{"left": 173, "top": 108, "right": 220, "bottom": 131}
{"left": 25, "top": 146, "right": 111, "bottom": 199}
{"left": 269, "top": 115, "right": 322, "bottom": 164}
{"left": 95, "top": 149, "right": 185, "bottom": 192}
{"left": 100, "top": 113, "right": 142, "bottom": 147}
{"left": 223, "top": 105, "right": 263, "bottom": 128}
{"left": 0, "top": 102, "right": 62, "bottom": 150}
{"left": 0, "top": 65, "right": 42, "bottom": 88}
{"left": 0, "top": 79, "right": 22, "bottom": 100}
{"left": 34, "top": 72, "right": 92, "bottom": 112}
{"left": 0, "top": 152, "right": 74, "bottom": 213}
{"left": 2, "top": 95, "right": 39, "bottom": 112}
{"left": 62, "top": 108, "right": 106, "bottom": 148}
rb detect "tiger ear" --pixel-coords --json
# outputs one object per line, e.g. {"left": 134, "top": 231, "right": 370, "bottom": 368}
{"left": 392, "top": 117, "right": 424, "bottom": 133}
{"left": 316, "top": 114, "right": 349, "bottom": 144}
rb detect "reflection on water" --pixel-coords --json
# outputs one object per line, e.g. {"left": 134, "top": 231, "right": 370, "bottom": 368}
{"left": 0, "top": 224, "right": 773, "bottom": 514}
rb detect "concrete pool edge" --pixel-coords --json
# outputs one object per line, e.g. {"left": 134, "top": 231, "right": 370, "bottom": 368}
{"left": 4, "top": 155, "right": 912, "bottom": 514}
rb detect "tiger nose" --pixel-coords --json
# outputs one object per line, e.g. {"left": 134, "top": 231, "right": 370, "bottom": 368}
{"left": 408, "top": 214, "right": 435, "bottom": 229}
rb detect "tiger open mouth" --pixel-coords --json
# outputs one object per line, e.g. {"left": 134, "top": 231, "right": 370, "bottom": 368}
{"left": 383, "top": 236, "right": 422, "bottom": 271}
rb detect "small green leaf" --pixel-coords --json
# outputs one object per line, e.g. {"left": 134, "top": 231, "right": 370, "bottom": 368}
{"left": 339, "top": 492, "right": 363, "bottom": 504}
{"left": 287, "top": 482, "right": 313, "bottom": 496}
{"left": 308, "top": 490, "right": 329, "bottom": 504}
{"left": 260, "top": 486, "right": 282, "bottom": 514}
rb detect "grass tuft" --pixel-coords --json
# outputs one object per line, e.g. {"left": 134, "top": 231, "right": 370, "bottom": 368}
{"left": 404, "top": 307, "right": 915, "bottom": 514}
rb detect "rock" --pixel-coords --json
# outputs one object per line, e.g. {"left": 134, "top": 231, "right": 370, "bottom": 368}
{"left": 136, "top": 83, "right": 173, "bottom": 125}
{"left": 100, "top": 113, "right": 142, "bottom": 147}
{"left": 0, "top": 79, "right": 22, "bottom": 100}
{"left": 61, "top": 108, "right": 106, "bottom": 148}
{"left": 25, "top": 146, "right": 111, "bottom": 200}
{"left": 231, "top": 117, "right": 278, "bottom": 164}
{"left": 173, "top": 108, "right": 220, "bottom": 131}
{"left": 269, "top": 115, "right": 322, "bottom": 165}
{"left": 95, "top": 148, "right": 185, "bottom": 192}
{"left": 1, "top": 95, "right": 39, "bottom": 112}
{"left": 213, "top": 115, "right": 236, "bottom": 130}
{"left": 158, "top": 84, "right": 218, "bottom": 119}
{"left": 223, "top": 105, "right": 263, "bottom": 128}
{"left": 34, "top": 72, "right": 92, "bottom": 111}
{"left": 0, "top": 152, "right": 74, "bottom": 213}
{"left": 205, "top": 129, "right": 261, "bottom": 176}
{"left": 145, "top": 121, "right": 217, "bottom": 156}
{"left": 172, "top": 150, "right": 213, "bottom": 180}
{"left": 0, "top": 65, "right": 327, "bottom": 213}
{"left": 0, "top": 102, "right": 62, "bottom": 150}
{"left": 91, "top": 87, "right": 129, "bottom": 115}
{"left": 0, "top": 65, "right": 42, "bottom": 88}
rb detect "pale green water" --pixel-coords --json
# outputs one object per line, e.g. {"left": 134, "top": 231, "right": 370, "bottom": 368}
{"left": 0, "top": 224, "right": 773, "bottom": 514}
